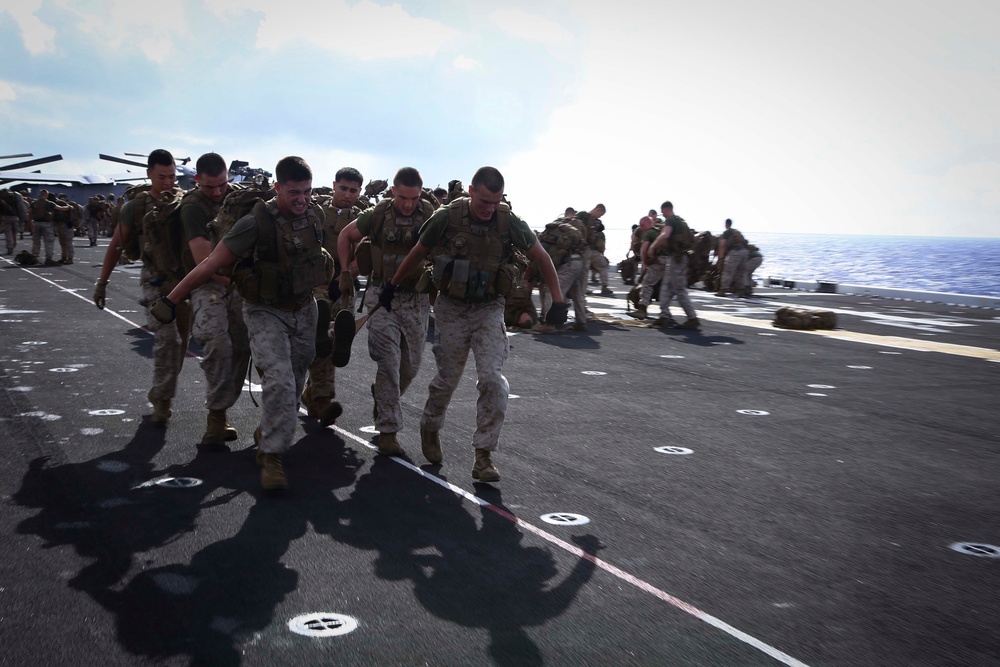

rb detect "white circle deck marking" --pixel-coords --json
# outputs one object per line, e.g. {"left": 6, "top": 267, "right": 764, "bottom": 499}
{"left": 360, "top": 425, "right": 378, "bottom": 434}
{"left": 878, "top": 351, "right": 902, "bottom": 355}
{"left": 288, "top": 613, "right": 358, "bottom": 637}
{"left": 654, "top": 446, "right": 693, "bottom": 455}
{"left": 847, "top": 365, "right": 872, "bottom": 369}
{"left": 806, "top": 393, "right": 827, "bottom": 397}
{"left": 508, "top": 394, "right": 520, "bottom": 399}
{"left": 89, "top": 409, "right": 125, "bottom": 416}
{"left": 737, "top": 409, "right": 770, "bottom": 416}
{"left": 155, "top": 477, "right": 203, "bottom": 489}
{"left": 50, "top": 367, "right": 79, "bottom": 373}
{"left": 97, "top": 460, "right": 130, "bottom": 473}
{"left": 7, "top": 386, "right": 32, "bottom": 392}
{"left": 949, "top": 542, "right": 1000, "bottom": 558}
{"left": 758, "top": 332, "right": 777, "bottom": 336}
{"left": 807, "top": 384, "right": 835, "bottom": 389}
{"left": 711, "top": 341, "right": 732, "bottom": 345}
{"left": 582, "top": 371, "right": 607, "bottom": 376}
{"left": 80, "top": 428, "right": 104, "bottom": 436}
{"left": 20, "top": 341, "right": 46, "bottom": 345}
{"left": 660, "top": 354, "right": 685, "bottom": 359}
{"left": 540, "top": 513, "right": 591, "bottom": 526}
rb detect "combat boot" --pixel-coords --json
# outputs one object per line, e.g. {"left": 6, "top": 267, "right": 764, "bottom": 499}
{"left": 653, "top": 316, "right": 679, "bottom": 328}
{"left": 420, "top": 427, "right": 442, "bottom": 464}
{"left": 256, "top": 450, "right": 287, "bottom": 491}
{"left": 678, "top": 318, "right": 701, "bottom": 329}
{"left": 377, "top": 432, "right": 402, "bottom": 457}
{"left": 147, "top": 390, "right": 171, "bottom": 424}
{"left": 633, "top": 304, "right": 647, "bottom": 320}
{"left": 201, "top": 409, "right": 230, "bottom": 447}
{"left": 600, "top": 286, "right": 614, "bottom": 296}
{"left": 44, "top": 258, "right": 59, "bottom": 266}
{"left": 472, "top": 448, "right": 500, "bottom": 483}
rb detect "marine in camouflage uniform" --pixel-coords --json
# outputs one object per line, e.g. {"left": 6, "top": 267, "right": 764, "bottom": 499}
{"left": 645, "top": 202, "right": 699, "bottom": 328}
{"left": 30, "top": 189, "right": 69, "bottom": 265}
{"left": 1, "top": 189, "right": 27, "bottom": 255}
{"left": 537, "top": 217, "right": 587, "bottom": 329}
{"left": 54, "top": 194, "right": 78, "bottom": 264}
{"left": 382, "top": 167, "right": 568, "bottom": 481}
{"left": 181, "top": 153, "right": 251, "bottom": 445}
{"left": 152, "top": 156, "right": 330, "bottom": 492}
{"left": 93, "top": 150, "right": 189, "bottom": 423}
{"left": 717, "top": 218, "right": 749, "bottom": 296}
{"left": 338, "top": 167, "right": 432, "bottom": 456}
{"left": 301, "top": 167, "right": 364, "bottom": 424}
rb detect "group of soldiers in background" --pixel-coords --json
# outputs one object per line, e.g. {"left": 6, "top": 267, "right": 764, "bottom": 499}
{"left": 620, "top": 210, "right": 763, "bottom": 318}
{"left": 1, "top": 186, "right": 124, "bottom": 265}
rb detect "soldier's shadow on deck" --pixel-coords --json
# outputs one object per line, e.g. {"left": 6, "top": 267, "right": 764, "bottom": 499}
{"left": 315, "top": 457, "right": 600, "bottom": 667}
{"left": 14, "top": 412, "right": 363, "bottom": 666}
{"left": 657, "top": 329, "right": 746, "bottom": 347}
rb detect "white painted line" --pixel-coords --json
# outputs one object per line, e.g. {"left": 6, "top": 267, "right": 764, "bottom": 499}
{"left": 327, "top": 422, "right": 811, "bottom": 667}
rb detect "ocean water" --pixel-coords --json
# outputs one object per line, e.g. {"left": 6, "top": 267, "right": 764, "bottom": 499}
{"left": 603, "top": 232, "right": 1000, "bottom": 297}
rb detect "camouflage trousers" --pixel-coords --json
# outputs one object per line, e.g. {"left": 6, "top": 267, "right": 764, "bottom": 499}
{"left": 421, "top": 295, "right": 509, "bottom": 451}
{"left": 31, "top": 221, "right": 55, "bottom": 259}
{"left": 302, "top": 286, "right": 355, "bottom": 408}
{"left": 245, "top": 299, "right": 317, "bottom": 455}
{"left": 191, "top": 281, "right": 251, "bottom": 411}
{"left": 539, "top": 254, "right": 586, "bottom": 324}
{"left": 2, "top": 215, "right": 17, "bottom": 252}
{"left": 364, "top": 285, "right": 430, "bottom": 435}
{"left": 590, "top": 251, "right": 609, "bottom": 286}
{"left": 86, "top": 219, "right": 100, "bottom": 243}
{"left": 640, "top": 255, "right": 696, "bottom": 319}
{"left": 745, "top": 255, "right": 763, "bottom": 288}
{"left": 576, "top": 248, "right": 591, "bottom": 315}
{"left": 142, "top": 271, "right": 192, "bottom": 402}
{"left": 57, "top": 223, "right": 74, "bottom": 261}
{"left": 721, "top": 247, "right": 749, "bottom": 292}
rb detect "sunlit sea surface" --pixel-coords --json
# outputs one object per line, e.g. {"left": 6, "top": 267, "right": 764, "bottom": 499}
{"left": 603, "top": 233, "right": 1000, "bottom": 297}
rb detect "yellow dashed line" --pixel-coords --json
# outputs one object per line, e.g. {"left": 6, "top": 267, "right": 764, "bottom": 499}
{"left": 589, "top": 311, "right": 1000, "bottom": 361}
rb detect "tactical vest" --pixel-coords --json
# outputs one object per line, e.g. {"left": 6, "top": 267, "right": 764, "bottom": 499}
{"left": 234, "top": 200, "right": 330, "bottom": 309}
{"left": 140, "top": 190, "right": 188, "bottom": 294}
{"left": 178, "top": 186, "right": 226, "bottom": 274}
{"left": 320, "top": 202, "right": 361, "bottom": 271}
{"left": 367, "top": 197, "right": 435, "bottom": 289}
{"left": 538, "top": 218, "right": 585, "bottom": 267}
{"left": 30, "top": 199, "right": 53, "bottom": 222}
{"left": 52, "top": 203, "right": 71, "bottom": 224}
{"left": 429, "top": 197, "right": 526, "bottom": 302}
{"left": 664, "top": 215, "right": 695, "bottom": 257}
{"left": 725, "top": 228, "right": 747, "bottom": 250}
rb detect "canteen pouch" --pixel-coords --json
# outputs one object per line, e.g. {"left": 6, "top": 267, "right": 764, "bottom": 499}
{"left": 449, "top": 259, "right": 470, "bottom": 299}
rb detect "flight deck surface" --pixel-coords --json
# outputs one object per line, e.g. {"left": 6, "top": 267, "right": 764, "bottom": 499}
{"left": 1, "top": 241, "right": 998, "bottom": 666}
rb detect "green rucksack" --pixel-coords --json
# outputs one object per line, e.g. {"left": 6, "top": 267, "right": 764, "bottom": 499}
{"left": 538, "top": 218, "right": 584, "bottom": 267}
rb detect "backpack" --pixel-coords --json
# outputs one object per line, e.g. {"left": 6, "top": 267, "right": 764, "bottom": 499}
{"left": 14, "top": 250, "right": 37, "bottom": 265}
{"left": 0, "top": 189, "right": 15, "bottom": 216}
{"left": 538, "top": 218, "right": 584, "bottom": 267}
{"left": 666, "top": 216, "right": 695, "bottom": 255}
{"left": 140, "top": 191, "right": 188, "bottom": 294}
{"left": 773, "top": 307, "right": 836, "bottom": 330}
{"left": 209, "top": 186, "right": 270, "bottom": 272}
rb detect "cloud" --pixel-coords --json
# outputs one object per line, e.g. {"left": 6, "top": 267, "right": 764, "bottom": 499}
{"left": 208, "top": 0, "right": 458, "bottom": 60}
{"left": 488, "top": 8, "right": 572, "bottom": 47}
{"left": 3, "top": 0, "right": 56, "bottom": 55}
{"left": 69, "top": 0, "right": 187, "bottom": 64}
{"left": 453, "top": 54, "right": 480, "bottom": 71}
{"left": 0, "top": 80, "right": 16, "bottom": 102}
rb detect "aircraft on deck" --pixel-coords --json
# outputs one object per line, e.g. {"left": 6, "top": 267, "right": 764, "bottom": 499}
{"left": 0, "top": 152, "right": 147, "bottom": 203}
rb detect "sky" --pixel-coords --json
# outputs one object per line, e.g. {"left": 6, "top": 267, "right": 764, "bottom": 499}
{"left": 1, "top": 0, "right": 998, "bottom": 243}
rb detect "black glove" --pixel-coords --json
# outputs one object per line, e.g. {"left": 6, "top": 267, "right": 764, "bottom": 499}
{"left": 379, "top": 280, "right": 396, "bottom": 312}
{"left": 149, "top": 296, "right": 177, "bottom": 324}
{"left": 545, "top": 301, "right": 569, "bottom": 326}
{"left": 93, "top": 281, "right": 107, "bottom": 310}
{"left": 327, "top": 276, "right": 341, "bottom": 303}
